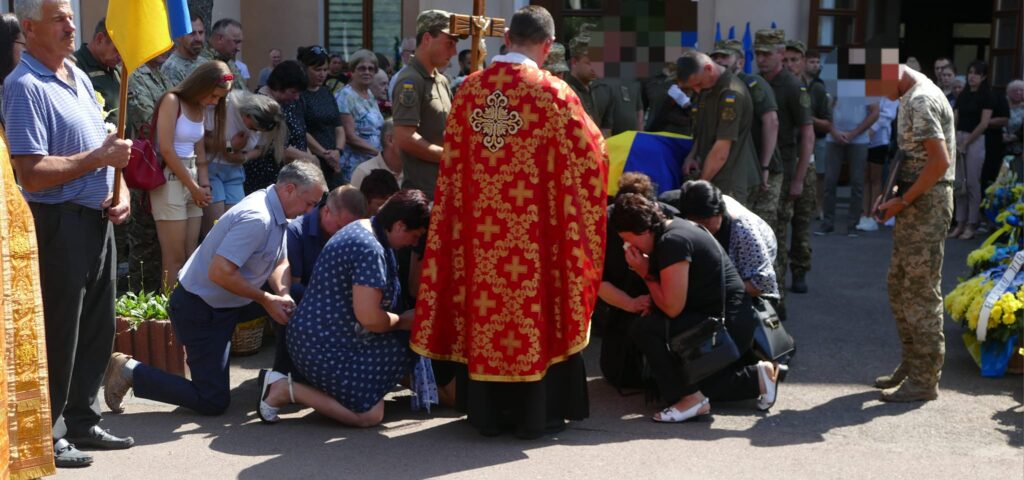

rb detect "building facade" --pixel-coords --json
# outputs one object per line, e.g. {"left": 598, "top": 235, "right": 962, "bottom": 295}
{"left": 2, "top": 0, "right": 1021, "bottom": 88}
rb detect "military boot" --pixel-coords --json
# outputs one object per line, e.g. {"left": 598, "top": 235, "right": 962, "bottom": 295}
{"left": 790, "top": 273, "right": 808, "bottom": 294}
{"left": 880, "top": 379, "right": 938, "bottom": 402}
{"left": 873, "top": 362, "right": 908, "bottom": 389}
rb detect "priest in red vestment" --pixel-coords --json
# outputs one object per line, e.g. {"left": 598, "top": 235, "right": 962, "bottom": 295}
{"left": 410, "top": 5, "right": 607, "bottom": 438}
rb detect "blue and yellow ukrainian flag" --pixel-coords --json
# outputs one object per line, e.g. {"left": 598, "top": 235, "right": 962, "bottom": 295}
{"left": 605, "top": 131, "right": 694, "bottom": 197}
{"left": 106, "top": 0, "right": 191, "bottom": 74}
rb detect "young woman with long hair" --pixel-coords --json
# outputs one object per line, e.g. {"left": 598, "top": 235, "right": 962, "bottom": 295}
{"left": 151, "top": 60, "right": 231, "bottom": 289}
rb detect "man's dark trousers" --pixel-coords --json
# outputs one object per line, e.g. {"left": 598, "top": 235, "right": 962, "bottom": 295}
{"left": 29, "top": 202, "right": 116, "bottom": 438}
{"left": 132, "top": 286, "right": 263, "bottom": 415}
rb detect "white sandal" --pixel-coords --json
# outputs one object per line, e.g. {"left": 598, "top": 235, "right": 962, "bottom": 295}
{"left": 756, "top": 361, "right": 780, "bottom": 411}
{"left": 652, "top": 398, "right": 710, "bottom": 423}
{"left": 257, "top": 369, "right": 293, "bottom": 424}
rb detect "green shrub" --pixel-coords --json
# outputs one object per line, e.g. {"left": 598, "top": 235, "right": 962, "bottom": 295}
{"left": 115, "top": 291, "right": 169, "bottom": 328}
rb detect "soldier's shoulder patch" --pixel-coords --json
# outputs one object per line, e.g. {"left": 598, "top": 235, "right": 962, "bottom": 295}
{"left": 399, "top": 82, "right": 417, "bottom": 107}
{"left": 723, "top": 93, "right": 737, "bottom": 104}
{"left": 799, "top": 91, "right": 811, "bottom": 108}
{"left": 722, "top": 106, "right": 737, "bottom": 122}
{"left": 752, "top": 85, "right": 765, "bottom": 102}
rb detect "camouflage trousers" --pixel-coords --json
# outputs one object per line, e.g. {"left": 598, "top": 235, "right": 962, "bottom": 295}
{"left": 887, "top": 183, "right": 953, "bottom": 387}
{"left": 127, "top": 189, "right": 163, "bottom": 293}
{"left": 747, "top": 171, "right": 783, "bottom": 225}
{"left": 773, "top": 166, "right": 817, "bottom": 296}
{"left": 789, "top": 168, "right": 817, "bottom": 276}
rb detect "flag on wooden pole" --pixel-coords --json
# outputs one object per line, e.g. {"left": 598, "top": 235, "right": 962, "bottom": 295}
{"left": 105, "top": 0, "right": 187, "bottom": 74}
{"left": 103, "top": 0, "right": 191, "bottom": 207}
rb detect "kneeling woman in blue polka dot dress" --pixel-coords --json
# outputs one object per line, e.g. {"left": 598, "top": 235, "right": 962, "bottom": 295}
{"left": 258, "top": 189, "right": 430, "bottom": 426}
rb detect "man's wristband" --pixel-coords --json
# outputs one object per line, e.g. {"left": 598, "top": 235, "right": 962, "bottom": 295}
{"left": 898, "top": 196, "right": 911, "bottom": 207}
{"left": 761, "top": 166, "right": 770, "bottom": 170}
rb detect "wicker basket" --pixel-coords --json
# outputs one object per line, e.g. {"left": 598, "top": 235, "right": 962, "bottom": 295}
{"left": 231, "top": 316, "right": 266, "bottom": 356}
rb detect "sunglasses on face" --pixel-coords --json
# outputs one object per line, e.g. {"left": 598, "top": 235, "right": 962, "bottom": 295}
{"left": 356, "top": 65, "right": 377, "bottom": 73}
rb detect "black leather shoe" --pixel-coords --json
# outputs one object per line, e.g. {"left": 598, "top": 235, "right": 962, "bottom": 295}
{"left": 65, "top": 426, "right": 135, "bottom": 450}
{"left": 53, "top": 438, "right": 93, "bottom": 468}
{"left": 791, "top": 274, "right": 808, "bottom": 294}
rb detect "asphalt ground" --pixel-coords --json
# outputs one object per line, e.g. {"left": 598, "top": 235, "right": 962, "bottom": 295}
{"left": 61, "top": 220, "right": 1023, "bottom": 479}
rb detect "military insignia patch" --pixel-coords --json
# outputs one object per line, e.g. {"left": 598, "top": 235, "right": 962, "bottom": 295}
{"left": 752, "top": 86, "right": 765, "bottom": 102}
{"left": 724, "top": 94, "right": 736, "bottom": 104}
{"left": 400, "top": 82, "right": 417, "bottom": 107}
{"left": 722, "top": 106, "right": 736, "bottom": 122}
{"left": 799, "top": 92, "right": 811, "bottom": 108}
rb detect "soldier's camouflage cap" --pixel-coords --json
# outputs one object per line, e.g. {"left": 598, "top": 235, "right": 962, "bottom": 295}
{"left": 711, "top": 39, "right": 744, "bottom": 58}
{"left": 753, "top": 28, "right": 785, "bottom": 52}
{"left": 568, "top": 24, "right": 595, "bottom": 59}
{"left": 417, "top": 10, "right": 467, "bottom": 38}
{"left": 785, "top": 40, "right": 806, "bottom": 54}
{"left": 543, "top": 43, "right": 570, "bottom": 73}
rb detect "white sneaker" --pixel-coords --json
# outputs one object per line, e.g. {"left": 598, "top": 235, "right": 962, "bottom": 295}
{"left": 857, "top": 217, "right": 878, "bottom": 232}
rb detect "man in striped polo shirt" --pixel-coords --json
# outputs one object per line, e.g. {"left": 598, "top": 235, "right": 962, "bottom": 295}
{"left": 4, "top": 0, "right": 133, "bottom": 469}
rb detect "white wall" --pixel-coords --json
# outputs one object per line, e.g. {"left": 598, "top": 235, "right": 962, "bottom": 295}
{"left": 698, "top": 0, "right": 810, "bottom": 54}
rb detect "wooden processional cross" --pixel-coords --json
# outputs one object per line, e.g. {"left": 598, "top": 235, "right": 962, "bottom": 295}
{"left": 449, "top": 0, "right": 506, "bottom": 74}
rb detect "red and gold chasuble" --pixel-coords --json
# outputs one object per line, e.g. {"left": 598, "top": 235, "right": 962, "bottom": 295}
{"left": 410, "top": 58, "right": 608, "bottom": 382}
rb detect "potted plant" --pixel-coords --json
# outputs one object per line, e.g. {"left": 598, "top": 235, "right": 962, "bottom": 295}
{"left": 114, "top": 290, "right": 188, "bottom": 377}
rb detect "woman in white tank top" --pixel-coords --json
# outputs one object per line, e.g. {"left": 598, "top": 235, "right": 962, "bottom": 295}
{"left": 150, "top": 61, "right": 233, "bottom": 290}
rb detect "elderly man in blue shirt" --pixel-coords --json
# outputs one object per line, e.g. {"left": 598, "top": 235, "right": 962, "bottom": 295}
{"left": 103, "top": 161, "right": 326, "bottom": 418}
{"left": 4, "top": 0, "right": 133, "bottom": 468}
{"left": 271, "top": 184, "right": 365, "bottom": 377}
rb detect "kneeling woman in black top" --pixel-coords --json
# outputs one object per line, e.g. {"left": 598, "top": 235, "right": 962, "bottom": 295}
{"left": 610, "top": 193, "right": 784, "bottom": 422}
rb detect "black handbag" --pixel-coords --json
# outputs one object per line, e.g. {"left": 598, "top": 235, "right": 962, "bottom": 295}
{"left": 665, "top": 225, "right": 741, "bottom": 386}
{"left": 751, "top": 296, "right": 796, "bottom": 362}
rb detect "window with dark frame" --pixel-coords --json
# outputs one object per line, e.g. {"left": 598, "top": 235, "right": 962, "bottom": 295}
{"left": 809, "top": 0, "right": 866, "bottom": 52}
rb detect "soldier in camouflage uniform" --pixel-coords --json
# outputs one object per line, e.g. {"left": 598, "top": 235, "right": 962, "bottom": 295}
{"left": 711, "top": 39, "right": 781, "bottom": 224}
{"left": 162, "top": 14, "right": 207, "bottom": 87}
{"left": 124, "top": 54, "right": 173, "bottom": 293}
{"left": 874, "top": 66, "right": 955, "bottom": 402}
{"left": 783, "top": 40, "right": 829, "bottom": 293}
{"left": 542, "top": 42, "right": 569, "bottom": 79}
{"left": 754, "top": 29, "right": 814, "bottom": 311}
{"left": 566, "top": 27, "right": 613, "bottom": 135}
{"left": 200, "top": 19, "right": 246, "bottom": 91}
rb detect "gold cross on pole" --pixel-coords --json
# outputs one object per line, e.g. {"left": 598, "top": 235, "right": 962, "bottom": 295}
{"left": 449, "top": 0, "right": 506, "bottom": 73}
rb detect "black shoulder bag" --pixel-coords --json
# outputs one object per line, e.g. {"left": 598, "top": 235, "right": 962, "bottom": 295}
{"left": 665, "top": 225, "right": 741, "bottom": 386}
{"left": 751, "top": 296, "right": 796, "bottom": 362}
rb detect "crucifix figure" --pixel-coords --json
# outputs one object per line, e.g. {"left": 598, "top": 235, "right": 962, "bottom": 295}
{"left": 449, "top": 0, "right": 506, "bottom": 73}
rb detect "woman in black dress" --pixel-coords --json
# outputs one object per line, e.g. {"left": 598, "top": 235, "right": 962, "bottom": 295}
{"left": 247, "top": 60, "right": 318, "bottom": 194}
{"left": 610, "top": 193, "right": 783, "bottom": 423}
{"left": 298, "top": 45, "right": 346, "bottom": 189}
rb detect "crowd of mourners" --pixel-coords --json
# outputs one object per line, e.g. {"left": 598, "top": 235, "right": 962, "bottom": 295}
{"left": 0, "top": 0, "right": 1021, "bottom": 472}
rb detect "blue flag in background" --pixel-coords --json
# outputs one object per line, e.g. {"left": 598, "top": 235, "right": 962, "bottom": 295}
{"left": 728, "top": 26, "right": 735, "bottom": 39}
{"left": 166, "top": 0, "right": 192, "bottom": 39}
{"left": 742, "top": 22, "right": 753, "bottom": 74}
{"left": 715, "top": 22, "right": 721, "bottom": 43}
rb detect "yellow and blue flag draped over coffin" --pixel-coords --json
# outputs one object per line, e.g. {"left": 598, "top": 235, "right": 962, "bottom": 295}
{"left": 605, "top": 131, "right": 693, "bottom": 197}
{"left": 106, "top": 0, "right": 192, "bottom": 74}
